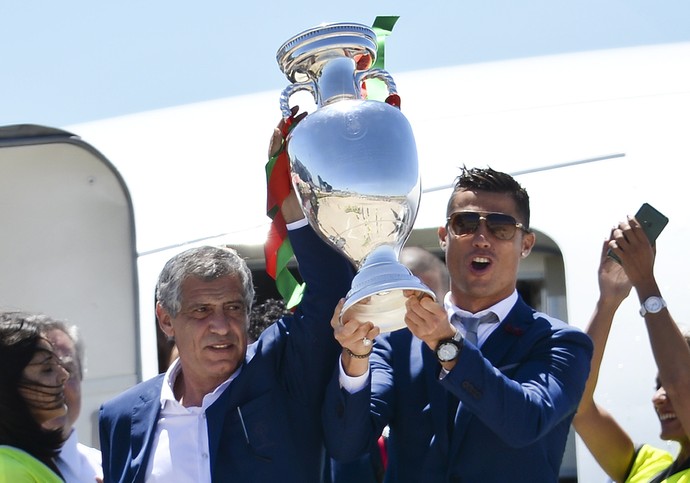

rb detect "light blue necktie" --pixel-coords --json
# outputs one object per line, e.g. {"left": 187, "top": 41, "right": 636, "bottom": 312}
{"left": 447, "top": 312, "right": 498, "bottom": 434}
{"left": 453, "top": 312, "right": 498, "bottom": 347}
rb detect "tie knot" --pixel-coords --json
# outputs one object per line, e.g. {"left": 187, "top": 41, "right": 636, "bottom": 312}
{"left": 452, "top": 312, "right": 497, "bottom": 328}
{"left": 451, "top": 312, "right": 498, "bottom": 347}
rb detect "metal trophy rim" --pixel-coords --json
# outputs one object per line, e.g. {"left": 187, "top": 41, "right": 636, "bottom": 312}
{"left": 276, "top": 22, "right": 378, "bottom": 84}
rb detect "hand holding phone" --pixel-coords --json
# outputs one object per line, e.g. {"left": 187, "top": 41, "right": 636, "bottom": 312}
{"left": 607, "top": 203, "right": 669, "bottom": 263}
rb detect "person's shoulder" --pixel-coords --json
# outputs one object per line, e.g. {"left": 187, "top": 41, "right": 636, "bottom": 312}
{"left": 506, "top": 299, "right": 567, "bottom": 332}
{"left": 627, "top": 443, "right": 675, "bottom": 482}
{"left": 0, "top": 445, "right": 62, "bottom": 481}
{"left": 0, "top": 445, "right": 23, "bottom": 464}
{"left": 530, "top": 310, "right": 589, "bottom": 335}
{"left": 515, "top": 295, "right": 575, "bottom": 333}
{"left": 101, "top": 373, "right": 165, "bottom": 410}
{"left": 527, "top": 310, "right": 593, "bottom": 354}
{"left": 513, "top": 296, "right": 588, "bottom": 340}
{"left": 530, "top": 310, "right": 570, "bottom": 329}
{"left": 0, "top": 445, "right": 33, "bottom": 461}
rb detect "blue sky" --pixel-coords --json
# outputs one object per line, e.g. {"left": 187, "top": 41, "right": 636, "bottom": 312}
{"left": 2, "top": 0, "right": 689, "bottom": 127}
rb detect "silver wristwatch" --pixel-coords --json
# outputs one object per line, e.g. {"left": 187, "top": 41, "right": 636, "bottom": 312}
{"left": 436, "top": 330, "right": 464, "bottom": 363}
{"left": 639, "top": 296, "right": 667, "bottom": 317}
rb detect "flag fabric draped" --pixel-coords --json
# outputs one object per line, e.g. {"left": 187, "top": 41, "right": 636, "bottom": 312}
{"left": 264, "top": 115, "right": 305, "bottom": 309}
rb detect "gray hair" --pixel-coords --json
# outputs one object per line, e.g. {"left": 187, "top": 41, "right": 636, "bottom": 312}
{"left": 156, "top": 245, "right": 255, "bottom": 318}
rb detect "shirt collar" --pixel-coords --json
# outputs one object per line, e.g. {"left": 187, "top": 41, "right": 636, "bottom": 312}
{"left": 444, "top": 289, "right": 518, "bottom": 323}
{"left": 160, "top": 357, "right": 241, "bottom": 410}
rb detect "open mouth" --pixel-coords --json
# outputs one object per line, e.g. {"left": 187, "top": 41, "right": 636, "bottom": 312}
{"left": 470, "top": 256, "right": 491, "bottom": 271}
{"left": 659, "top": 412, "right": 677, "bottom": 422}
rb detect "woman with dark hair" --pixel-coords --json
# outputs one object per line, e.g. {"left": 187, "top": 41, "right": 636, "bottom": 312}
{"left": 0, "top": 311, "right": 70, "bottom": 481}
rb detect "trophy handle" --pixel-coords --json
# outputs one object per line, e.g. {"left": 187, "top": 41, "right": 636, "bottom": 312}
{"left": 280, "top": 82, "right": 317, "bottom": 119}
{"left": 357, "top": 69, "right": 398, "bottom": 96}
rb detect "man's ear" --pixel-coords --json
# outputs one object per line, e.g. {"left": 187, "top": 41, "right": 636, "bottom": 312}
{"left": 438, "top": 225, "right": 448, "bottom": 252}
{"left": 156, "top": 303, "right": 174, "bottom": 338}
{"left": 520, "top": 231, "right": 537, "bottom": 258}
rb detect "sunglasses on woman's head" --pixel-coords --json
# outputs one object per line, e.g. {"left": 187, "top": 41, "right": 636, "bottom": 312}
{"left": 446, "top": 211, "right": 528, "bottom": 241}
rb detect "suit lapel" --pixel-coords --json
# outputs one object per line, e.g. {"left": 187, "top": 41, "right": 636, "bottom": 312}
{"left": 129, "top": 378, "right": 164, "bottom": 483}
{"left": 448, "top": 298, "right": 534, "bottom": 455}
{"left": 480, "top": 300, "right": 532, "bottom": 368}
{"left": 206, "top": 358, "right": 251, "bottom": 478}
{"left": 207, "top": 376, "right": 238, "bottom": 469}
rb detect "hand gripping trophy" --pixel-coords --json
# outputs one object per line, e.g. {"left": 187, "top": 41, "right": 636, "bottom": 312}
{"left": 276, "top": 22, "right": 434, "bottom": 332}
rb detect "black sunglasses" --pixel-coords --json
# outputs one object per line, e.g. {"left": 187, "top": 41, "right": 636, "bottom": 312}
{"left": 446, "top": 211, "right": 528, "bottom": 241}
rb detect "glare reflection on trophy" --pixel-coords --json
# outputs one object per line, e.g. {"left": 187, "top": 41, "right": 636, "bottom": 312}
{"left": 276, "top": 22, "right": 434, "bottom": 332}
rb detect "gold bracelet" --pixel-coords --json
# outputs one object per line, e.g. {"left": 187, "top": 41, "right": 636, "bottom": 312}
{"left": 344, "top": 346, "right": 372, "bottom": 359}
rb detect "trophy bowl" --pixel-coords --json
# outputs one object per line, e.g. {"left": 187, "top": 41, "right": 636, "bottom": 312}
{"left": 277, "top": 23, "right": 434, "bottom": 332}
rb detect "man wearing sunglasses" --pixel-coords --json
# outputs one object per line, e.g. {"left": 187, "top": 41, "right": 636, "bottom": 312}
{"left": 324, "top": 166, "right": 593, "bottom": 482}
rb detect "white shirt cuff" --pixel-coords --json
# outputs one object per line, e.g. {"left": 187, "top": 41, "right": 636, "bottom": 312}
{"left": 286, "top": 217, "right": 308, "bottom": 230}
{"left": 338, "top": 354, "right": 370, "bottom": 393}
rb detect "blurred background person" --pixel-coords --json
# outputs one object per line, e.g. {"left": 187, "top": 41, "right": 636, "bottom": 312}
{"left": 400, "top": 246, "right": 449, "bottom": 303}
{"left": 248, "top": 298, "right": 292, "bottom": 344}
{"left": 39, "top": 318, "right": 103, "bottom": 482}
{"left": 0, "top": 311, "right": 70, "bottom": 482}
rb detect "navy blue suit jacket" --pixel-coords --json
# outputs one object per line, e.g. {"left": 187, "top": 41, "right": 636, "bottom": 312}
{"left": 323, "top": 296, "right": 593, "bottom": 483}
{"left": 99, "top": 226, "right": 354, "bottom": 483}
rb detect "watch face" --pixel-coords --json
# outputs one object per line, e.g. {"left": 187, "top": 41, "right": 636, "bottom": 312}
{"left": 437, "top": 342, "right": 459, "bottom": 362}
{"left": 641, "top": 296, "right": 666, "bottom": 316}
{"left": 646, "top": 297, "right": 663, "bottom": 312}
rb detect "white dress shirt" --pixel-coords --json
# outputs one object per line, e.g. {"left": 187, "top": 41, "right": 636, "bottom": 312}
{"left": 145, "top": 358, "right": 240, "bottom": 483}
{"left": 56, "top": 430, "right": 103, "bottom": 483}
{"left": 444, "top": 289, "right": 516, "bottom": 347}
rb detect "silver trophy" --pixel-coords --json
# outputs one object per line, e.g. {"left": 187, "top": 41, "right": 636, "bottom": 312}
{"left": 276, "top": 22, "right": 434, "bottom": 332}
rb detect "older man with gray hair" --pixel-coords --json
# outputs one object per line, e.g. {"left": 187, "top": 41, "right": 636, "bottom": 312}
{"left": 38, "top": 316, "right": 103, "bottom": 483}
{"left": 99, "top": 185, "right": 355, "bottom": 482}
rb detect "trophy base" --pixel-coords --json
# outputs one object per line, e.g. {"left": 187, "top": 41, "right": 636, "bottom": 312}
{"left": 341, "top": 245, "right": 435, "bottom": 333}
{"left": 342, "top": 287, "right": 433, "bottom": 333}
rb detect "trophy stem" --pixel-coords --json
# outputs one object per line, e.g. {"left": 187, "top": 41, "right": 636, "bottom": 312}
{"left": 342, "top": 245, "right": 435, "bottom": 333}
{"left": 319, "top": 57, "right": 360, "bottom": 106}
